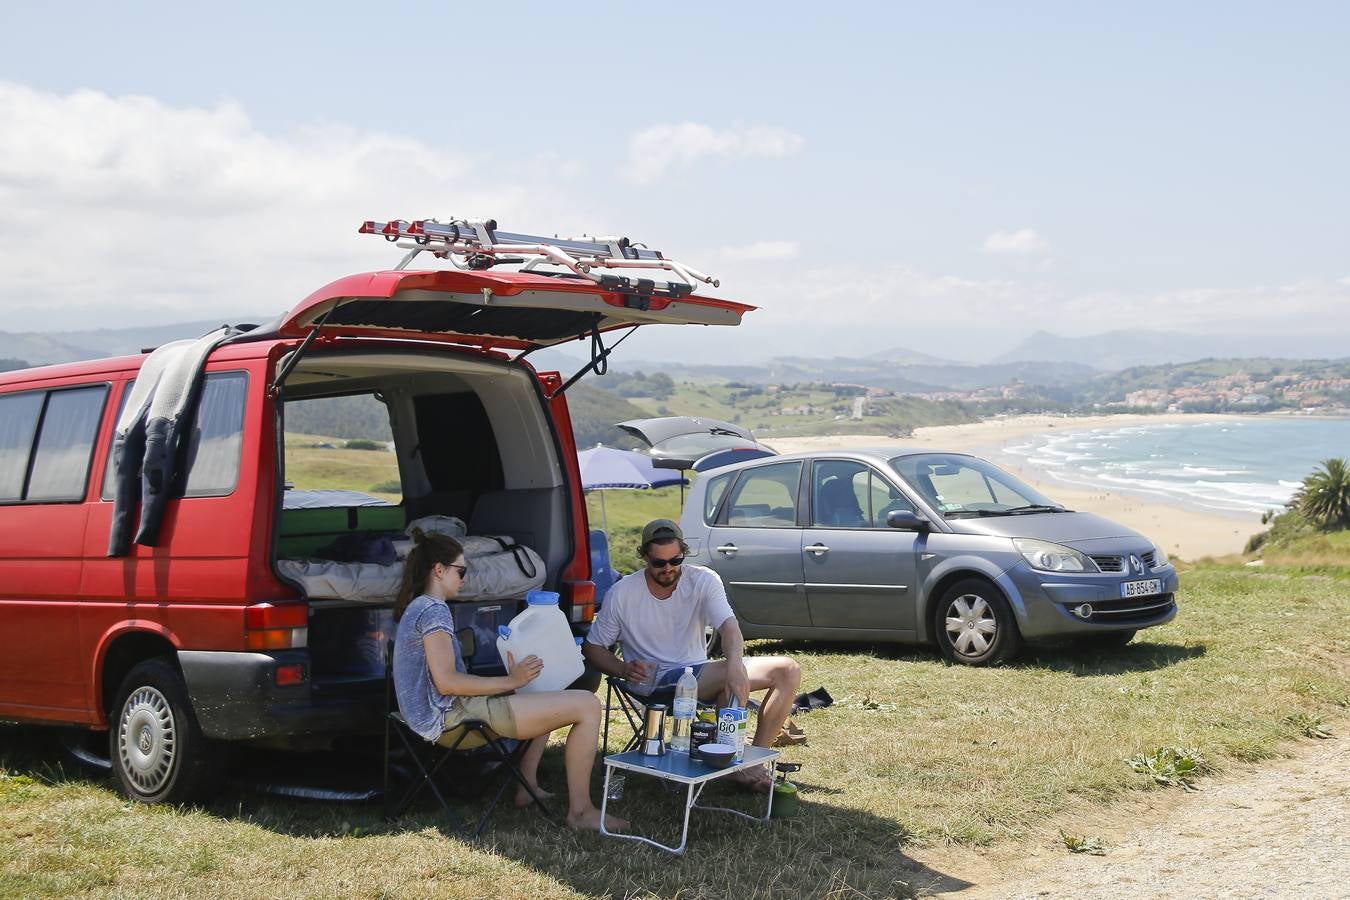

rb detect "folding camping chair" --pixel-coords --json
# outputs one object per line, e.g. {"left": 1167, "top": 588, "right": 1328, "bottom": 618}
{"left": 383, "top": 637, "right": 554, "bottom": 836}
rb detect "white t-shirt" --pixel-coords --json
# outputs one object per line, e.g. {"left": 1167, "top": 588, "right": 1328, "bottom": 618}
{"left": 586, "top": 564, "right": 736, "bottom": 670}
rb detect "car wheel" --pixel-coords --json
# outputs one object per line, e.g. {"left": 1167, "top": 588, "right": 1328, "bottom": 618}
{"left": 110, "top": 658, "right": 221, "bottom": 804}
{"left": 933, "top": 579, "right": 1021, "bottom": 666}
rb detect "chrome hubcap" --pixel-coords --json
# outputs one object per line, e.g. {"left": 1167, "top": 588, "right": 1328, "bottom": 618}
{"left": 118, "top": 686, "right": 176, "bottom": 794}
{"left": 944, "top": 594, "right": 998, "bottom": 657}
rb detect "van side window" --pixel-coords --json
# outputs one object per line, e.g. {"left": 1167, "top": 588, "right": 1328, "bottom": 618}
{"left": 0, "top": 392, "right": 46, "bottom": 501}
{"left": 181, "top": 372, "right": 248, "bottom": 496}
{"left": 25, "top": 386, "right": 109, "bottom": 502}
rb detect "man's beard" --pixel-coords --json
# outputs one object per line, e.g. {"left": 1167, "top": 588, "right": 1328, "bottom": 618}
{"left": 651, "top": 567, "right": 680, "bottom": 588}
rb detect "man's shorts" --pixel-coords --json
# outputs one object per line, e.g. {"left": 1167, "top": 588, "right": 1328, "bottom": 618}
{"left": 438, "top": 694, "right": 519, "bottom": 743}
{"left": 642, "top": 662, "right": 707, "bottom": 694}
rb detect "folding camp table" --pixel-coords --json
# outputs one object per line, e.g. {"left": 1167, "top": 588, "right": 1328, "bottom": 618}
{"left": 598, "top": 746, "right": 779, "bottom": 855}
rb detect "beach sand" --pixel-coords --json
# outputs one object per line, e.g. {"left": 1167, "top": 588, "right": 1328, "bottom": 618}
{"left": 766, "top": 413, "right": 1264, "bottom": 562}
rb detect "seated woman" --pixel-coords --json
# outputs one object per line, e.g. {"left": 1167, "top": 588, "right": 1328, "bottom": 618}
{"left": 392, "top": 531, "right": 625, "bottom": 832}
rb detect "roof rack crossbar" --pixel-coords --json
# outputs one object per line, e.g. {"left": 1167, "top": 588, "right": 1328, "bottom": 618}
{"left": 360, "top": 217, "right": 720, "bottom": 294}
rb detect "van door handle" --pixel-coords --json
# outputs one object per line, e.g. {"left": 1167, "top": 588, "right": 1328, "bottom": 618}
{"left": 804, "top": 543, "right": 830, "bottom": 555}
{"left": 715, "top": 544, "right": 738, "bottom": 556}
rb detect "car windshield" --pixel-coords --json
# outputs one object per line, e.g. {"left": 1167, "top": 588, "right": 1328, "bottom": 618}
{"left": 888, "top": 453, "right": 1065, "bottom": 518}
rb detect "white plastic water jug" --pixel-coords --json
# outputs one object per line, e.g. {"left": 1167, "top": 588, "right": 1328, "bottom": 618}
{"left": 496, "top": 590, "right": 584, "bottom": 693}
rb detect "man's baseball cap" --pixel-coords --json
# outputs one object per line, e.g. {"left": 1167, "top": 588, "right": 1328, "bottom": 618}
{"left": 641, "top": 518, "right": 683, "bottom": 545}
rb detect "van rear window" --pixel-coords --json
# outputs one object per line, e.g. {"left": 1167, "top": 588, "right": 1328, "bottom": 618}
{"left": 99, "top": 371, "right": 248, "bottom": 500}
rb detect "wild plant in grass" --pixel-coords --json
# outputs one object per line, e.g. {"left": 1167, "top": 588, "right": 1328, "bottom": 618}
{"left": 1060, "top": 830, "right": 1107, "bottom": 855}
{"left": 1284, "top": 712, "right": 1332, "bottom": 739}
{"left": 1127, "top": 746, "right": 1207, "bottom": 791}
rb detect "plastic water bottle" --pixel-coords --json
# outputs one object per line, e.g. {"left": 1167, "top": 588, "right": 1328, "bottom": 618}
{"left": 669, "top": 666, "right": 698, "bottom": 754}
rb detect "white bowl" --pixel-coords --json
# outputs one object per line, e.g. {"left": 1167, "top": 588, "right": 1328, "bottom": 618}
{"left": 698, "top": 744, "right": 736, "bottom": 768}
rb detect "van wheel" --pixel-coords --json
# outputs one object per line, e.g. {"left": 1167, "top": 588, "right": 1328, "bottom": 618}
{"left": 933, "top": 579, "right": 1021, "bottom": 666}
{"left": 110, "top": 659, "right": 221, "bottom": 804}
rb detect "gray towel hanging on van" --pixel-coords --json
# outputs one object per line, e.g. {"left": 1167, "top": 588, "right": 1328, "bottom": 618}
{"left": 107, "top": 326, "right": 239, "bottom": 556}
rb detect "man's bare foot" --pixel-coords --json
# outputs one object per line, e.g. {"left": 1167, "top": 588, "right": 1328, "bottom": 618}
{"left": 732, "top": 765, "right": 774, "bottom": 793}
{"left": 567, "top": 808, "right": 629, "bottom": 832}
{"left": 514, "top": 784, "right": 555, "bottom": 808}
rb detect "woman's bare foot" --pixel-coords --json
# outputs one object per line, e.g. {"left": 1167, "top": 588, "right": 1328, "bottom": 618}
{"left": 566, "top": 807, "right": 629, "bottom": 832}
{"left": 514, "top": 784, "right": 555, "bottom": 808}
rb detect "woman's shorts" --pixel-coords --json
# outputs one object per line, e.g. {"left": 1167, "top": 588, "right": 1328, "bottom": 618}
{"left": 438, "top": 694, "right": 519, "bottom": 743}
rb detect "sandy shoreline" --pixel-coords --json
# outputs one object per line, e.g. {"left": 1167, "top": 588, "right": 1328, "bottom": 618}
{"left": 767, "top": 413, "right": 1265, "bottom": 561}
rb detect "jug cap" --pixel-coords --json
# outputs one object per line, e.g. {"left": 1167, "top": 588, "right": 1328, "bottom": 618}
{"left": 497, "top": 625, "right": 511, "bottom": 639}
{"left": 526, "top": 590, "right": 561, "bottom": 606}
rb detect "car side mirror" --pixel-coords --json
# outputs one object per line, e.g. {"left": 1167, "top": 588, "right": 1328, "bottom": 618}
{"left": 887, "top": 510, "right": 930, "bottom": 532}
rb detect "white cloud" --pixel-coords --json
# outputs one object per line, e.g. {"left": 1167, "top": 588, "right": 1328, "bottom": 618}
{"left": 622, "top": 122, "right": 804, "bottom": 184}
{"left": 716, "top": 241, "right": 800, "bottom": 261}
{"left": 982, "top": 227, "right": 1051, "bottom": 256}
{"left": 0, "top": 81, "right": 589, "bottom": 328}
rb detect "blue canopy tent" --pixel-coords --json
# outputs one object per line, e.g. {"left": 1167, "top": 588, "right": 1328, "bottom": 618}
{"left": 577, "top": 445, "right": 688, "bottom": 534}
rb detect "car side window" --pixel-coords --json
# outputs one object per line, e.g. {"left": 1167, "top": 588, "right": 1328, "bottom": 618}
{"left": 812, "top": 460, "right": 869, "bottom": 528}
{"left": 725, "top": 461, "right": 802, "bottom": 527}
{"left": 866, "top": 470, "right": 916, "bottom": 527}
{"left": 0, "top": 391, "right": 45, "bottom": 501}
{"left": 702, "top": 471, "right": 734, "bottom": 525}
{"left": 26, "top": 386, "right": 109, "bottom": 502}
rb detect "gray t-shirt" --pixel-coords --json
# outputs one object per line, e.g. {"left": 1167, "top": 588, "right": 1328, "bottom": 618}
{"left": 393, "top": 594, "right": 466, "bottom": 741}
{"left": 586, "top": 564, "right": 735, "bottom": 671}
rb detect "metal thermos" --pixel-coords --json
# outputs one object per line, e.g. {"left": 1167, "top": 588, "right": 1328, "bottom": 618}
{"left": 641, "top": 704, "right": 668, "bottom": 756}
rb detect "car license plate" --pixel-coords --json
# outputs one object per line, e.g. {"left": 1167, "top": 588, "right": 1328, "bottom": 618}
{"left": 1121, "top": 578, "right": 1161, "bottom": 598}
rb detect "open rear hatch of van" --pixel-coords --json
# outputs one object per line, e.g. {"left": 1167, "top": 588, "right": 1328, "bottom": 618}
{"left": 277, "top": 268, "right": 754, "bottom": 352}
{"left": 270, "top": 222, "right": 756, "bottom": 719}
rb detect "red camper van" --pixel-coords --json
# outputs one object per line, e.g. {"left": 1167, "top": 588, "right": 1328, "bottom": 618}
{"left": 0, "top": 218, "right": 752, "bottom": 803}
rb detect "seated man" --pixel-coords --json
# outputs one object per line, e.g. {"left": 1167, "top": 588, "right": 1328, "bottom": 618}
{"left": 582, "top": 518, "right": 802, "bottom": 791}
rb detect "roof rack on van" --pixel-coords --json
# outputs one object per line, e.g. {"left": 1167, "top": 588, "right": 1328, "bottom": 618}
{"left": 359, "top": 218, "right": 719, "bottom": 298}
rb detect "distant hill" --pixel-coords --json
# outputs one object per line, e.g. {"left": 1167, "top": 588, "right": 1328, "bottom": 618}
{"left": 0, "top": 319, "right": 269, "bottom": 367}
{"left": 862, "top": 346, "right": 962, "bottom": 366}
{"left": 996, "top": 330, "right": 1350, "bottom": 371}
{"left": 642, "top": 355, "right": 1096, "bottom": 392}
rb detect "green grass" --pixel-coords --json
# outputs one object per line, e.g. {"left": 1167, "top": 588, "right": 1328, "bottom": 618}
{"left": 283, "top": 432, "right": 402, "bottom": 504}
{"left": 3, "top": 563, "right": 1347, "bottom": 898}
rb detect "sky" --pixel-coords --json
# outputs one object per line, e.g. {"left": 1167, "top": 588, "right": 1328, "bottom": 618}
{"left": 1, "top": 3, "right": 1347, "bottom": 364}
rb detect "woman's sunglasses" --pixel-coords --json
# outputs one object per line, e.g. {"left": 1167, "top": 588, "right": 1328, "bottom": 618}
{"left": 647, "top": 556, "right": 685, "bottom": 569}
{"left": 445, "top": 564, "right": 467, "bottom": 579}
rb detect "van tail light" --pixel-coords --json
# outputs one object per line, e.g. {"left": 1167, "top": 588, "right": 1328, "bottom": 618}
{"left": 564, "top": 581, "right": 596, "bottom": 624}
{"left": 244, "top": 602, "right": 309, "bottom": 651}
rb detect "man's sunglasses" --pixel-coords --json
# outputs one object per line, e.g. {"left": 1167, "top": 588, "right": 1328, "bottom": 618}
{"left": 647, "top": 556, "right": 685, "bottom": 569}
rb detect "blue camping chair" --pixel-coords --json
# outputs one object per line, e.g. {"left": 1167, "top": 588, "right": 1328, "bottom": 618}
{"left": 589, "top": 530, "right": 622, "bottom": 607}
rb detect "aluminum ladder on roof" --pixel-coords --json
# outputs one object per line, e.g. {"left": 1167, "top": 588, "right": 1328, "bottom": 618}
{"left": 359, "top": 217, "right": 719, "bottom": 298}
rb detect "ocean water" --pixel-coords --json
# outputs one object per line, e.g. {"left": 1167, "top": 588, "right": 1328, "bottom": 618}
{"left": 1002, "top": 417, "right": 1350, "bottom": 515}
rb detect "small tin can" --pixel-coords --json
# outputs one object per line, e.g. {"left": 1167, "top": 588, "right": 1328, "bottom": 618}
{"left": 689, "top": 721, "right": 717, "bottom": 758}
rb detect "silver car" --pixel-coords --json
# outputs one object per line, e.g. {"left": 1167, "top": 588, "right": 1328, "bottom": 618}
{"left": 678, "top": 449, "right": 1179, "bottom": 665}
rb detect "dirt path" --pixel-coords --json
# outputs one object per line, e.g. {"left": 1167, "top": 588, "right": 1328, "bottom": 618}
{"left": 911, "top": 737, "right": 1348, "bottom": 899}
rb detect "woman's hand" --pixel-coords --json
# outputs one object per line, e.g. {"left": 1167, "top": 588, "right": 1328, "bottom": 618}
{"left": 506, "top": 652, "right": 543, "bottom": 690}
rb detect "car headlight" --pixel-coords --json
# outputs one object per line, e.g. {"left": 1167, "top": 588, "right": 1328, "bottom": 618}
{"left": 1013, "top": 538, "right": 1093, "bottom": 573}
{"left": 1152, "top": 543, "right": 1171, "bottom": 569}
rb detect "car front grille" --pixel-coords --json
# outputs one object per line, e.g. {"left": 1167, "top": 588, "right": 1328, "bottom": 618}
{"left": 1091, "top": 555, "right": 1124, "bottom": 572}
{"left": 1063, "top": 593, "right": 1176, "bottom": 624}
{"left": 1090, "top": 550, "right": 1158, "bottom": 573}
